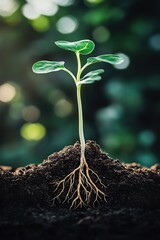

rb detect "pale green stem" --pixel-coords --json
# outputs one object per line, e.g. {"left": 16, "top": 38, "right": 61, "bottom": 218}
{"left": 80, "top": 62, "right": 91, "bottom": 75}
{"left": 62, "top": 56, "right": 85, "bottom": 161}
{"left": 76, "top": 52, "right": 85, "bottom": 163}
{"left": 76, "top": 52, "right": 81, "bottom": 82}
{"left": 77, "top": 85, "right": 85, "bottom": 162}
{"left": 63, "top": 68, "right": 77, "bottom": 83}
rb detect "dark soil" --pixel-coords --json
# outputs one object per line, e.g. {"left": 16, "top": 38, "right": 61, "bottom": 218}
{"left": 0, "top": 140, "right": 160, "bottom": 240}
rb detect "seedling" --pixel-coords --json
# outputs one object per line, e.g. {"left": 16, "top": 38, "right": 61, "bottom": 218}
{"left": 32, "top": 39, "right": 124, "bottom": 208}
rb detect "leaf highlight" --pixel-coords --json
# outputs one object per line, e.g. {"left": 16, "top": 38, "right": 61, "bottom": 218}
{"left": 87, "top": 54, "right": 124, "bottom": 65}
{"left": 55, "top": 40, "right": 95, "bottom": 55}
{"left": 32, "top": 61, "right": 65, "bottom": 74}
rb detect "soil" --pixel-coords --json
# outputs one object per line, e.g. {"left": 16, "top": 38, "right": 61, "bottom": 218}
{"left": 0, "top": 140, "right": 160, "bottom": 240}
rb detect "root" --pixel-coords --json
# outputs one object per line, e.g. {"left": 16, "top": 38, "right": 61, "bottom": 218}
{"left": 51, "top": 157, "right": 107, "bottom": 209}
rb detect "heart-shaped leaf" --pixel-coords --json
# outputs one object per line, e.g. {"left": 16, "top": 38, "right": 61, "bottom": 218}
{"left": 81, "top": 69, "right": 104, "bottom": 80}
{"left": 32, "top": 61, "right": 65, "bottom": 73}
{"left": 87, "top": 54, "right": 124, "bottom": 65}
{"left": 55, "top": 40, "right": 95, "bottom": 55}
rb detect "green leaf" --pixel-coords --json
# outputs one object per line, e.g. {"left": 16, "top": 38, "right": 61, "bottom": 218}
{"left": 55, "top": 40, "right": 95, "bottom": 55}
{"left": 87, "top": 54, "right": 124, "bottom": 65}
{"left": 81, "top": 69, "right": 104, "bottom": 80}
{"left": 78, "top": 69, "right": 104, "bottom": 86}
{"left": 77, "top": 75, "right": 102, "bottom": 86}
{"left": 32, "top": 61, "right": 65, "bottom": 74}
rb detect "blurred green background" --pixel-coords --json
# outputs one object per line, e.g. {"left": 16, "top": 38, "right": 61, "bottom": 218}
{"left": 0, "top": 0, "right": 160, "bottom": 167}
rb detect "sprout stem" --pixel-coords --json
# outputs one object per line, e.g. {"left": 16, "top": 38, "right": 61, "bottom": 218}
{"left": 80, "top": 62, "right": 91, "bottom": 74}
{"left": 63, "top": 68, "right": 77, "bottom": 83}
{"left": 76, "top": 52, "right": 81, "bottom": 82}
{"left": 77, "top": 85, "right": 85, "bottom": 161}
{"left": 75, "top": 52, "right": 86, "bottom": 162}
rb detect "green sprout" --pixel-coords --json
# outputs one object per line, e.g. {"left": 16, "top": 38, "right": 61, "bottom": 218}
{"left": 32, "top": 39, "right": 124, "bottom": 208}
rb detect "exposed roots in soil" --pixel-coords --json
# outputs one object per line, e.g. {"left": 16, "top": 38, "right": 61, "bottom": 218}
{"left": 51, "top": 156, "right": 107, "bottom": 209}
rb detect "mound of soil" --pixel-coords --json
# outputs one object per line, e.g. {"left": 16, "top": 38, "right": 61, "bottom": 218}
{"left": 0, "top": 140, "right": 160, "bottom": 239}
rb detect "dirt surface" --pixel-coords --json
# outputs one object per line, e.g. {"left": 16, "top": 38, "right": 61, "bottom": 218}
{"left": 0, "top": 140, "right": 160, "bottom": 239}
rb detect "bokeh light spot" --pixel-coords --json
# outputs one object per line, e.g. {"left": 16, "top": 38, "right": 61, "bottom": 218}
{"left": 93, "top": 26, "right": 110, "bottom": 43}
{"left": 32, "top": 16, "right": 50, "bottom": 32}
{"left": 0, "top": 0, "right": 19, "bottom": 17}
{"left": 20, "top": 123, "right": 46, "bottom": 141}
{"left": 48, "top": 89, "right": 65, "bottom": 104}
{"left": 22, "top": 3, "right": 40, "bottom": 20}
{"left": 54, "top": 99, "right": 73, "bottom": 117}
{"left": 0, "top": 83, "right": 16, "bottom": 102}
{"left": 149, "top": 34, "right": 160, "bottom": 50}
{"left": 26, "top": 0, "right": 58, "bottom": 17}
{"left": 136, "top": 153, "right": 157, "bottom": 167}
{"left": 56, "top": 16, "right": 78, "bottom": 34}
{"left": 22, "top": 105, "right": 41, "bottom": 122}
{"left": 97, "top": 105, "right": 123, "bottom": 122}
{"left": 86, "top": 0, "right": 104, "bottom": 4}
{"left": 114, "top": 53, "right": 130, "bottom": 70}
{"left": 54, "top": 0, "right": 75, "bottom": 7}
{"left": 106, "top": 81, "right": 123, "bottom": 99}
{"left": 139, "top": 130, "right": 156, "bottom": 146}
